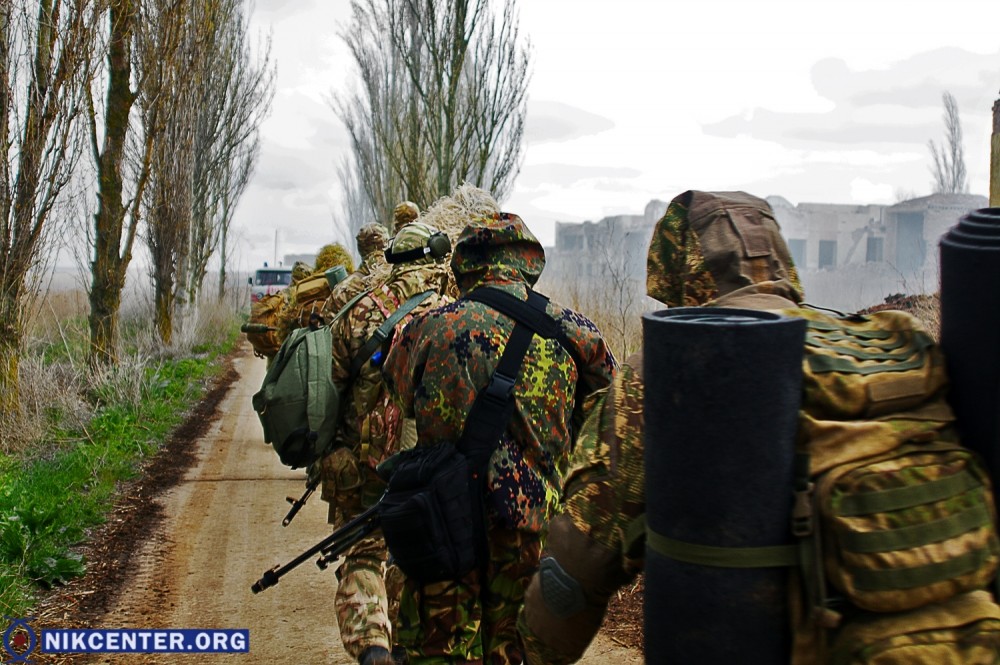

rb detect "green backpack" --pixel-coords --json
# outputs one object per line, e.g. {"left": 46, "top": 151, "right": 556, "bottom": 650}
{"left": 251, "top": 289, "right": 435, "bottom": 469}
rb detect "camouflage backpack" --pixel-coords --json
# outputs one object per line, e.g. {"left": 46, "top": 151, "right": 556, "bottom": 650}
{"left": 246, "top": 291, "right": 290, "bottom": 359}
{"left": 245, "top": 266, "right": 348, "bottom": 359}
{"left": 785, "top": 307, "right": 1000, "bottom": 663}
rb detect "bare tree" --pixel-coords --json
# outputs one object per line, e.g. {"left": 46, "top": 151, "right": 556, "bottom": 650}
{"left": 186, "top": 0, "right": 273, "bottom": 306}
{"left": 335, "top": 0, "right": 531, "bottom": 231}
{"left": 140, "top": 0, "right": 272, "bottom": 343}
{"left": 86, "top": 0, "right": 165, "bottom": 365}
{"left": 929, "top": 91, "right": 969, "bottom": 194}
{"left": 1, "top": 0, "right": 97, "bottom": 412}
{"left": 139, "top": 0, "right": 197, "bottom": 346}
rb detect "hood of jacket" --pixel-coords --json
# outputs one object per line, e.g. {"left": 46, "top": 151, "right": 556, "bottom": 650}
{"left": 646, "top": 190, "right": 804, "bottom": 307}
{"left": 450, "top": 212, "right": 546, "bottom": 294}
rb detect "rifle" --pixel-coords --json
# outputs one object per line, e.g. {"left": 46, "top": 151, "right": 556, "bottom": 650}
{"left": 251, "top": 499, "right": 381, "bottom": 594}
{"left": 282, "top": 475, "right": 318, "bottom": 526}
{"left": 282, "top": 463, "right": 322, "bottom": 527}
{"left": 240, "top": 322, "right": 277, "bottom": 334}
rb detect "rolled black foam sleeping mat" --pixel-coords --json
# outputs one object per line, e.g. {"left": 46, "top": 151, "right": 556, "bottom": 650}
{"left": 643, "top": 307, "right": 806, "bottom": 664}
{"left": 940, "top": 208, "right": 1000, "bottom": 500}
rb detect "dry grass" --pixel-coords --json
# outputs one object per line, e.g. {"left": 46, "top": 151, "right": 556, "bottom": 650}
{"left": 1, "top": 285, "right": 244, "bottom": 457}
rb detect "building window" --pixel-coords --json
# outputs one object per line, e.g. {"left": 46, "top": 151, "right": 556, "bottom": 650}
{"left": 895, "top": 213, "right": 925, "bottom": 274}
{"left": 866, "top": 236, "right": 884, "bottom": 263}
{"left": 818, "top": 240, "right": 837, "bottom": 270}
{"left": 787, "top": 239, "right": 806, "bottom": 269}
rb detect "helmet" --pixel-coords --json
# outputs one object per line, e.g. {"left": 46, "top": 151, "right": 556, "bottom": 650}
{"left": 356, "top": 223, "right": 389, "bottom": 258}
{"left": 393, "top": 201, "right": 420, "bottom": 233}
{"left": 385, "top": 222, "right": 450, "bottom": 265}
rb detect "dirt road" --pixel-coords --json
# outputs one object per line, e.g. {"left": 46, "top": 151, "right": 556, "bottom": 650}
{"left": 42, "top": 344, "right": 642, "bottom": 664}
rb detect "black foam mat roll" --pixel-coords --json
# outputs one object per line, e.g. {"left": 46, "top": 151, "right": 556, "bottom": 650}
{"left": 643, "top": 307, "right": 806, "bottom": 664}
{"left": 940, "top": 208, "right": 1000, "bottom": 499}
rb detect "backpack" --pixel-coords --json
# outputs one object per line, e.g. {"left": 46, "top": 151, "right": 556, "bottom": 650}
{"left": 245, "top": 266, "right": 347, "bottom": 359}
{"left": 641, "top": 306, "right": 1000, "bottom": 664}
{"left": 251, "top": 289, "right": 435, "bottom": 469}
{"left": 785, "top": 307, "right": 1000, "bottom": 662}
{"left": 246, "top": 291, "right": 290, "bottom": 359}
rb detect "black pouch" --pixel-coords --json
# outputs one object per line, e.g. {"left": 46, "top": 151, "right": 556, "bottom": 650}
{"left": 378, "top": 444, "right": 479, "bottom": 583}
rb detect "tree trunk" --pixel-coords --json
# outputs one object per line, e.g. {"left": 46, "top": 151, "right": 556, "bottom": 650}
{"left": 0, "top": 290, "right": 22, "bottom": 416}
{"left": 154, "top": 271, "right": 174, "bottom": 346}
{"left": 88, "top": 0, "right": 137, "bottom": 366}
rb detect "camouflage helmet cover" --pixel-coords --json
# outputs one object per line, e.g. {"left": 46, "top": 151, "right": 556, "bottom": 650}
{"left": 356, "top": 223, "right": 389, "bottom": 259}
{"left": 393, "top": 201, "right": 420, "bottom": 232}
{"left": 387, "top": 221, "right": 447, "bottom": 266}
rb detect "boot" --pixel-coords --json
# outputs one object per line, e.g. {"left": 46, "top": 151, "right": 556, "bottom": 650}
{"left": 359, "top": 646, "right": 394, "bottom": 665}
{"left": 391, "top": 645, "right": 409, "bottom": 665}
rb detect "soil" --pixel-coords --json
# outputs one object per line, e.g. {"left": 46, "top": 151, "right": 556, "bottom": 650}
{"left": 31, "top": 342, "right": 644, "bottom": 664}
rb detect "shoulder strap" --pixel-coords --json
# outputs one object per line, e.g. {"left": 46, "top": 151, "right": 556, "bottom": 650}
{"left": 465, "top": 286, "right": 586, "bottom": 373}
{"left": 348, "top": 289, "right": 436, "bottom": 381}
{"left": 456, "top": 295, "right": 548, "bottom": 574}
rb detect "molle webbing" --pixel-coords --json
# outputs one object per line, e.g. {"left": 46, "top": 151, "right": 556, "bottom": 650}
{"left": 803, "top": 318, "right": 935, "bottom": 374}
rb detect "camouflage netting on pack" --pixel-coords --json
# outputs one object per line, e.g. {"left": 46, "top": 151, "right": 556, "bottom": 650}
{"left": 316, "top": 243, "right": 355, "bottom": 274}
{"left": 247, "top": 291, "right": 290, "bottom": 358}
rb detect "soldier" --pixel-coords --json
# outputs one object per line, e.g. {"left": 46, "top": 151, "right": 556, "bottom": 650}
{"left": 516, "top": 190, "right": 804, "bottom": 663}
{"left": 325, "top": 221, "right": 453, "bottom": 665}
{"left": 325, "top": 223, "right": 391, "bottom": 316}
{"left": 381, "top": 186, "right": 617, "bottom": 665}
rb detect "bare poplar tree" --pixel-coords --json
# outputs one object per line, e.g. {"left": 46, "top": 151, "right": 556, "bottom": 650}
{"left": 141, "top": 0, "right": 272, "bottom": 343}
{"left": 929, "top": 91, "right": 969, "bottom": 194}
{"left": 139, "top": 0, "right": 196, "bottom": 346}
{"left": 1, "top": 0, "right": 97, "bottom": 412}
{"left": 187, "top": 0, "right": 273, "bottom": 306}
{"left": 335, "top": 0, "right": 531, "bottom": 234}
{"left": 86, "top": 0, "right": 166, "bottom": 365}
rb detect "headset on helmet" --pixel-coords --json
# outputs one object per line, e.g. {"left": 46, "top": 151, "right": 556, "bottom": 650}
{"left": 384, "top": 231, "right": 451, "bottom": 264}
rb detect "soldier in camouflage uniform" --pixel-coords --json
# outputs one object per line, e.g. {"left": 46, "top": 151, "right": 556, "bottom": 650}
{"left": 325, "top": 223, "right": 391, "bottom": 317}
{"left": 381, "top": 187, "right": 617, "bottom": 665}
{"left": 516, "top": 190, "right": 805, "bottom": 663}
{"left": 326, "top": 222, "right": 454, "bottom": 665}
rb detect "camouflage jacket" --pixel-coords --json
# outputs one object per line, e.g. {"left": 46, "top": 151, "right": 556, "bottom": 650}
{"left": 329, "top": 264, "right": 451, "bottom": 472}
{"left": 382, "top": 213, "right": 616, "bottom": 533}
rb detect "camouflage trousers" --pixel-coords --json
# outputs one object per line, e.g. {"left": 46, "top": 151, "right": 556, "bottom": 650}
{"left": 396, "top": 528, "right": 542, "bottom": 664}
{"left": 324, "top": 455, "right": 402, "bottom": 659}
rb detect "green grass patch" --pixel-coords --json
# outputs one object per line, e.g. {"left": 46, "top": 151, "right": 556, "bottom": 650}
{"left": 0, "top": 334, "right": 237, "bottom": 616}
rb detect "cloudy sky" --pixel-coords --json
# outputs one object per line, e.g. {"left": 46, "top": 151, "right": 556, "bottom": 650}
{"left": 238, "top": 0, "right": 1000, "bottom": 269}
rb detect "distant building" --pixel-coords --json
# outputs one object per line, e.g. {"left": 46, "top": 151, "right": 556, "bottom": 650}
{"left": 543, "top": 193, "right": 986, "bottom": 310}
{"left": 545, "top": 199, "right": 667, "bottom": 285}
{"left": 769, "top": 193, "right": 987, "bottom": 277}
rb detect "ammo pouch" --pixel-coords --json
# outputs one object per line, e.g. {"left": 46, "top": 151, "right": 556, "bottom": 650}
{"left": 378, "top": 444, "right": 478, "bottom": 583}
{"left": 378, "top": 287, "right": 576, "bottom": 585}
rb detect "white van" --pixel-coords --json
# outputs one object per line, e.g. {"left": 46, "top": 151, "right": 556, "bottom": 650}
{"left": 249, "top": 265, "right": 293, "bottom": 304}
